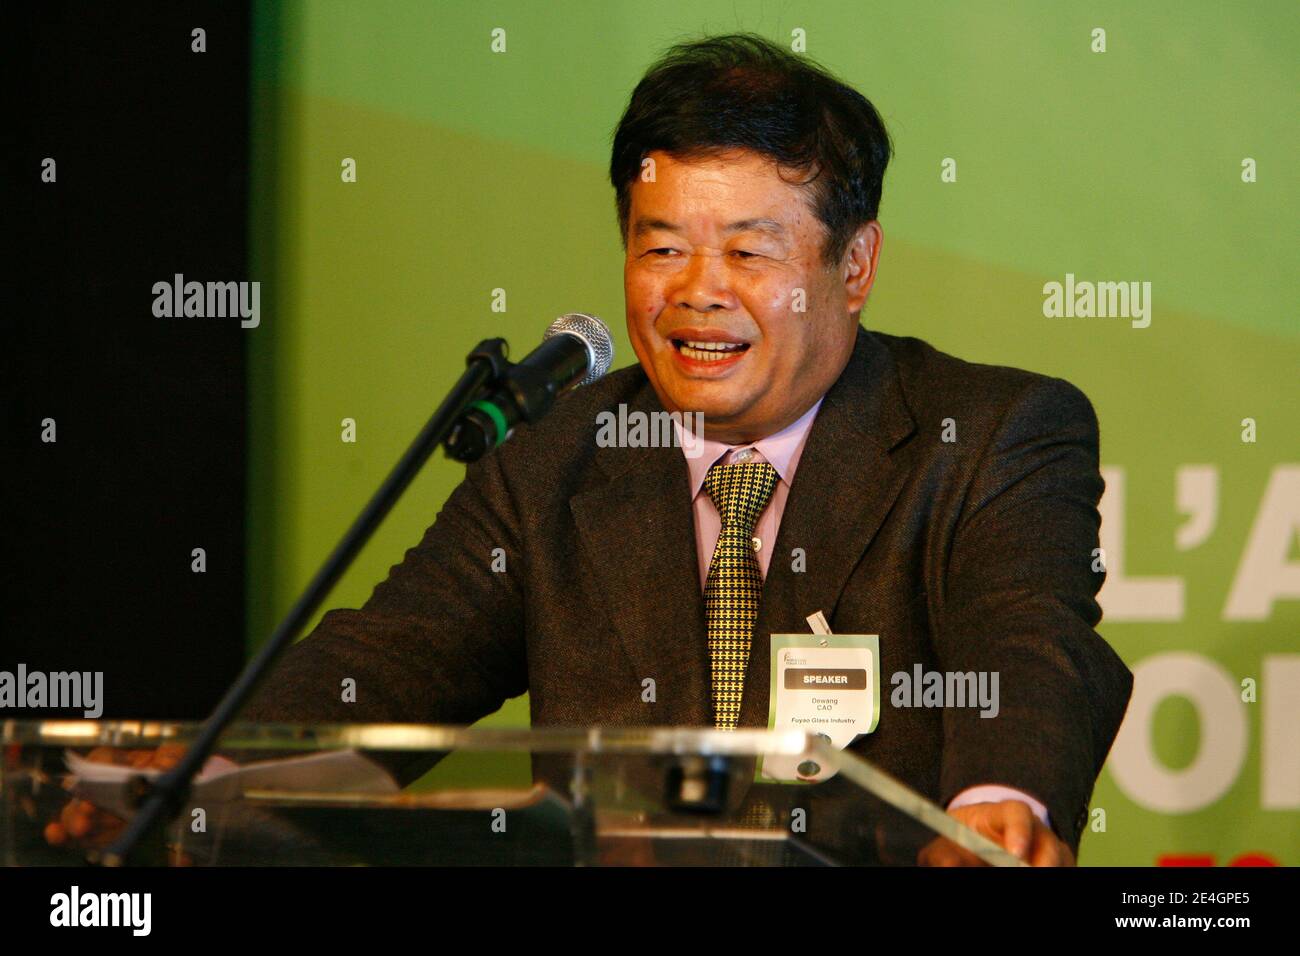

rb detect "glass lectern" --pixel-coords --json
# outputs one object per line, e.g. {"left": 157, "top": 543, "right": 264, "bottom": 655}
{"left": 1, "top": 721, "right": 1023, "bottom": 866}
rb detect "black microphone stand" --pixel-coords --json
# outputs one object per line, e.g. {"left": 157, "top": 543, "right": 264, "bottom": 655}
{"left": 100, "top": 338, "right": 512, "bottom": 866}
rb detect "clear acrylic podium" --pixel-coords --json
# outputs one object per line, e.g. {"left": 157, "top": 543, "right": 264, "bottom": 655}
{"left": 1, "top": 721, "right": 1022, "bottom": 866}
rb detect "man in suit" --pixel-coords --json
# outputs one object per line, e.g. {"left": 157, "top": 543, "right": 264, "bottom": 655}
{"left": 243, "top": 33, "right": 1133, "bottom": 865}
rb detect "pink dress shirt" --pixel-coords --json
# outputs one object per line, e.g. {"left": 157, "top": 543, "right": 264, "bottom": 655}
{"left": 673, "top": 399, "right": 1052, "bottom": 830}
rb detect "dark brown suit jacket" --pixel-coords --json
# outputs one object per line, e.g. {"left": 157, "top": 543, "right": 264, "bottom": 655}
{"left": 243, "top": 325, "right": 1133, "bottom": 854}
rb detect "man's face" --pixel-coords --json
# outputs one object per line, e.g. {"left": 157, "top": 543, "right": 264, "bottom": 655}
{"left": 624, "top": 149, "right": 881, "bottom": 443}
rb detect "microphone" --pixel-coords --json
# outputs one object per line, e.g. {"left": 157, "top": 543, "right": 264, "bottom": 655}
{"left": 446, "top": 313, "right": 614, "bottom": 461}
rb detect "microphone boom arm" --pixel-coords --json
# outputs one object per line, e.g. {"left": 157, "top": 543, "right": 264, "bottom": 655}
{"left": 101, "top": 337, "right": 511, "bottom": 866}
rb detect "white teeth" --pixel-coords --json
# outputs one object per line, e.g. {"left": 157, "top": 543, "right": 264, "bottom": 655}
{"left": 679, "top": 344, "right": 743, "bottom": 362}
{"left": 675, "top": 339, "right": 746, "bottom": 362}
{"left": 683, "top": 340, "right": 741, "bottom": 351}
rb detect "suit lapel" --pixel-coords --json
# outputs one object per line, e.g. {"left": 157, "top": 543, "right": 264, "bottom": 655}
{"left": 738, "top": 327, "right": 917, "bottom": 727}
{"left": 570, "top": 327, "right": 916, "bottom": 730}
{"left": 569, "top": 381, "right": 713, "bottom": 725}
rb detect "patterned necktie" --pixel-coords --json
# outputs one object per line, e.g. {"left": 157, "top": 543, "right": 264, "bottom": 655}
{"left": 703, "top": 460, "right": 779, "bottom": 730}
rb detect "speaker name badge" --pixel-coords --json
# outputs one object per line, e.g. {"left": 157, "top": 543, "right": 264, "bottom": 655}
{"left": 758, "top": 628, "right": 879, "bottom": 783}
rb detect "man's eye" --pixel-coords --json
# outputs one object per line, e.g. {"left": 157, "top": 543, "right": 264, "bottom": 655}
{"left": 730, "top": 250, "right": 759, "bottom": 259}
{"left": 648, "top": 248, "right": 678, "bottom": 257}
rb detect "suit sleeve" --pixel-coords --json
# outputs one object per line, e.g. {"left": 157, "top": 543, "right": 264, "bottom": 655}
{"left": 931, "top": 376, "right": 1133, "bottom": 854}
{"left": 238, "top": 449, "right": 529, "bottom": 784}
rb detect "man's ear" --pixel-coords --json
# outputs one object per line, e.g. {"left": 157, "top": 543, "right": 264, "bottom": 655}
{"left": 842, "top": 221, "right": 883, "bottom": 313}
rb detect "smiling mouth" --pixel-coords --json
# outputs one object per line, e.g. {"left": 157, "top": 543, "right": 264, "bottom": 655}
{"left": 671, "top": 338, "right": 751, "bottom": 363}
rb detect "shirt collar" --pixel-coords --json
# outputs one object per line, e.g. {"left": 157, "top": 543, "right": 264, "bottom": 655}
{"left": 675, "top": 397, "right": 824, "bottom": 500}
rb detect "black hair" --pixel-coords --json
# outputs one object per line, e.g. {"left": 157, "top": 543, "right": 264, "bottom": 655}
{"left": 609, "top": 33, "right": 893, "bottom": 268}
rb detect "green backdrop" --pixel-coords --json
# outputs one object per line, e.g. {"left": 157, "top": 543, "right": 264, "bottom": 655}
{"left": 247, "top": 0, "right": 1299, "bottom": 865}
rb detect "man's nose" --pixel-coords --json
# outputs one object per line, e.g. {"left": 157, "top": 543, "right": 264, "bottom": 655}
{"left": 672, "top": 250, "right": 738, "bottom": 313}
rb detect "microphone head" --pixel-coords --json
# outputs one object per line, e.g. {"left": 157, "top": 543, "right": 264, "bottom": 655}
{"left": 544, "top": 313, "right": 614, "bottom": 387}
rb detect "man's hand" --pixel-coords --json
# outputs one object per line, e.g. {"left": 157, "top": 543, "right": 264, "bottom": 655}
{"left": 44, "top": 745, "right": 189, "bottom": 859}
{"left": 917, "top": 799, "right": 1075, "bottom": 867}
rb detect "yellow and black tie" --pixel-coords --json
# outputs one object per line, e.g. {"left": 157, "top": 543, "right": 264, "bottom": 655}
{"left": 703, "top": 460, "right": 779, "bottom": 730}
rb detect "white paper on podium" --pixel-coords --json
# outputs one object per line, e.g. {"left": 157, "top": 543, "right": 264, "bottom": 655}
{"left": 65, "top": 749, "right": 399, "bottom": 819}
